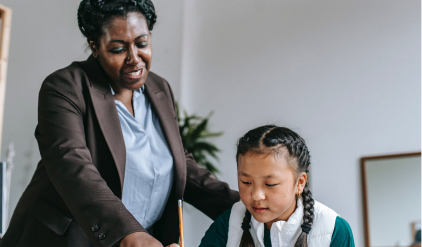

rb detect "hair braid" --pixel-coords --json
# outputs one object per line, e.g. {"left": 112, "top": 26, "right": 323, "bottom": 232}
{"left": 137, "top": 0, "right": 157, "bottom": 28}
{"left": 237, "top": 125, "right": 314, "bottom": 247}
{"left": 301, "top": 184, "right": 314, "bottom": 226}
{"left": 294, "top": 182, "right": 314, "bottom": 247}
{"left": 239, "top": 210, "right": 255, "bottom": 247}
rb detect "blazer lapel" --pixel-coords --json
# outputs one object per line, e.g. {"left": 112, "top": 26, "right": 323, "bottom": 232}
{"left": 79, "top": 57, "right": 186, "bottom": 198}
{"left": 144, "top": 75, "right": 186, "bottom": 200}
{"left": 79, "top": 56, "right": 127, "bottom": 192}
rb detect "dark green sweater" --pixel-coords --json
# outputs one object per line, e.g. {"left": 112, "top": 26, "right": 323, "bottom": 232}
{"left": 199, "top": 208, "right": 355, "bottom": 247}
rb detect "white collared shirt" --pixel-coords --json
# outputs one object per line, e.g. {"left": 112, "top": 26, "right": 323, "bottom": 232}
{"left": 111, "top": 85, "right": 174, "bottom": 231}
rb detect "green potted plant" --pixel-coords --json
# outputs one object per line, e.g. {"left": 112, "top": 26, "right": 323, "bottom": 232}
{"left": 176, "top": 104, "right": 223, "bottom": 177}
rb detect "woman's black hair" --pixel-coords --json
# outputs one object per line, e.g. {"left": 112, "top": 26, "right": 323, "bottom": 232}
{"left": 236, "top": 125, "right": 314, "bottom": 247}
{"left": 77, "top": 0, "right": 157, "bottom": 45}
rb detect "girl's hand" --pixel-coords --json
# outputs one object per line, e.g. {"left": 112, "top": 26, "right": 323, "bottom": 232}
{"left": 120, "top": 232, "right": 163, "bottom": 247}
{"left": 166, "top": 244, "right": 180, "bottom": 247}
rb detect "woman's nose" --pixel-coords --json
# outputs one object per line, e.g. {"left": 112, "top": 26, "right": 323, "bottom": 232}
{"left": 251, "top": 186, "right": 265, "bottom": 201}
{"left": 126, "top": 46, "right": 141, "bottom": 65}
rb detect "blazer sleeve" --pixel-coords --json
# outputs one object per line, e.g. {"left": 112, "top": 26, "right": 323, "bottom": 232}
{"left": 36, "top": 69, "right": 144, "bottom": 247}
{"left": 165, "top": 80, "right": 240, "bottom": 220}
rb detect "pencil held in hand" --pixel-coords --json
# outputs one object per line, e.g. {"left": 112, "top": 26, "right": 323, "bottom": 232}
{"left": 178, "top": 199, "right": 185, "bottom": 247}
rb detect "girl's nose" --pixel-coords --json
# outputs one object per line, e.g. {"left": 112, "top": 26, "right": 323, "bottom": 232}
{"left": 251, "top": 186, "right": 265, "bottom": 201}
{"left": 126, "top": 46, "right": 141, "bottom": 65}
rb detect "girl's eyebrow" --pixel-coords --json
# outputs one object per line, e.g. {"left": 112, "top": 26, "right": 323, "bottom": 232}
{"left": 239, "top": 172, "right": 275, "bottom": 179}
{"left": 239, "top": 172, "right": 250, "bottom": 177}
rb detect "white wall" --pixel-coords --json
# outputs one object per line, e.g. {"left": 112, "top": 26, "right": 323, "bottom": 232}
{"left": 366, "top": 156, "right": 421, "bottom": 246}
{"left": 0, "top": 0, "right": 87, "bottom": 224}
{"left": 180, "top": 1, "right": 421, "bottom": 246}
{"left": 0, "top": 0, "right": 184, "bottom": 223}
{"left": 149, "top": 0, "right": 184, "bottom": 99}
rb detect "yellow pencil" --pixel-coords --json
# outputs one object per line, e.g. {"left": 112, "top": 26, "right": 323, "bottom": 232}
{"left": 178, "top": 199, "right": 185, "bottom": 247}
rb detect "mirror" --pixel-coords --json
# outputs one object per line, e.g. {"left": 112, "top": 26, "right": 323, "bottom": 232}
{"left": 362, "top": 152, "right": 421, "bottom": 247}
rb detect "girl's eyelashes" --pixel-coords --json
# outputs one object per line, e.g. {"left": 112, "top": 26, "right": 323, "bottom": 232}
{"left": 240, "top": 180, "right": 279, "bottom": 186}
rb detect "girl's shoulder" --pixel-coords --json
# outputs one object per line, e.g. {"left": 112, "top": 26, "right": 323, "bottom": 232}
{"left": 314, "top": 200, "right": 338, "bottom": 217}
{"left": 311, "top": 201, "right": 355, "bottom": 246}
{"left": 199, "top": 202, "right": 244, "bottom": 247}
{"left": 198, "top": 207, "right": 232, "bottom": 247}
{"left": 228, "top": 201, "right": 247, "bottom": 229}
{"left": 312, "top": 200, "right": 339, "bottom": 233}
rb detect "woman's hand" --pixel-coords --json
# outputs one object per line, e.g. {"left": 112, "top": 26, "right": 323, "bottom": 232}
{"left": 166, "top": 244, "right": 180, "bottom": 247}
{"left": 120, "top": 232, "right": 163, "bottom": 247}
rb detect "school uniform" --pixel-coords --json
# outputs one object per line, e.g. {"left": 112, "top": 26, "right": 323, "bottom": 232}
{"left": 199, "top": 198, "right": 354, "bottom": 247}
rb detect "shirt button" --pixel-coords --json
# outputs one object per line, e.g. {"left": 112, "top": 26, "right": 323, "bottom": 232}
{"left": 92, "top": 225, "right": 99, "bottom": 232}
{"left": 99, "top": 233, "right": 106, "bottom": 240}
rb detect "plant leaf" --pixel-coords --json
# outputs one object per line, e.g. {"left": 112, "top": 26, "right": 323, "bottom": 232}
{"left": 176, "top": 102, "right": 222, "bottom": 176}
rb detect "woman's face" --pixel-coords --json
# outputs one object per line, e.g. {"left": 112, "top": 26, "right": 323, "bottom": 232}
{"left": 89, "top": 12, "right": 152, "bottom": 91}
{"left": 238, "top": 152, "right": 306, "bottom": 229}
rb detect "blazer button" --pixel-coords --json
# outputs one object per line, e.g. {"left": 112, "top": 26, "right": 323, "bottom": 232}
{"left": 98, "top": 233, "right": 106, "bottom": 240}
{"left": 92, "top": 225, "right": 99, "bottom": 232}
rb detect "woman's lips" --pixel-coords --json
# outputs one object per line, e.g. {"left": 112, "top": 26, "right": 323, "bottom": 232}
{"left": 252, "top": 207, "right": 268, "bottom": 213}
{"left": 124, "top": 68, "right": 144, "bottom": 79}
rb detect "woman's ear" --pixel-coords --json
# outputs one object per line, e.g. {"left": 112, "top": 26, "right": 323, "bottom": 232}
{"left": 88, "top": 39, "right": 99, "bottom": 58}
{"left": 297, "top": 172, "right": 307, "bottom": 194}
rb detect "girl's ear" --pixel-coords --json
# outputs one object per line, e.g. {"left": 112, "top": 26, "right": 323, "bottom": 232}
{"left": 297, "top": 172, "right": 307, "bottom": 194}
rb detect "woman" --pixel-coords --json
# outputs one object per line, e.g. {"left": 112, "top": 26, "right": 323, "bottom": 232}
{"left": 0, "top": 1, "right": 239, "bottom": 246}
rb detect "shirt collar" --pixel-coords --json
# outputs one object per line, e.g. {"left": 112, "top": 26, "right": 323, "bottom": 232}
{"left": 109, "top": 84, "right": 145, "bottom": 96}
{"left": 250, "top": 197, "right": 304, "bottom": 245}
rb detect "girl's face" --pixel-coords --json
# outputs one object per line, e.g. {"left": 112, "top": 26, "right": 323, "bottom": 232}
{"left": 238, "top": 152, "right": 306, "bottom": 229}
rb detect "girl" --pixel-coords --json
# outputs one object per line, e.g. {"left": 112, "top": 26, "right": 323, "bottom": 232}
{"left": 199, "top": 125, "right": 355, "bottom": 247}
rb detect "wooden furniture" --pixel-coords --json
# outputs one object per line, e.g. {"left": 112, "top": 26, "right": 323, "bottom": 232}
{"left": 0, "top": 4, "right": 12, "bottom": 152}
{"left": 361, "top": 152, "right": 421, "bottom": 247}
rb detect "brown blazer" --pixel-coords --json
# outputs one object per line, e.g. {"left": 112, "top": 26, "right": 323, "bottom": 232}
{"left": 0, "top": 56, "right": 239, "bottom": 247}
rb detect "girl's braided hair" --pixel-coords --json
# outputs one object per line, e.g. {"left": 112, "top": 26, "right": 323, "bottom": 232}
{"left": 77, "top": 0, "right": 156, "bottom": 45}
{"left": 236, "top": 125, "right": 314, "bottom": 247}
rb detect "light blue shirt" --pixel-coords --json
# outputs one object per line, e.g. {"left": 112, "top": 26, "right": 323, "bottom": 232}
{"left": 111, "top": 85, "right": 174, "bottom": 231}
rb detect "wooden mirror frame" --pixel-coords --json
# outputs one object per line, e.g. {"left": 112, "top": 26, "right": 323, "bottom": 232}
{"left": 361, "top": 152, "right": 421, "bottom": 247}
{"left": 0, "top": 4, "right": 11, "bottom": 152}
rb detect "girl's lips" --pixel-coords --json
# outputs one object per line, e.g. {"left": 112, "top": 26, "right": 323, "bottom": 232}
{"left": 252, "top": 207, "right": 268, "bottom": 213}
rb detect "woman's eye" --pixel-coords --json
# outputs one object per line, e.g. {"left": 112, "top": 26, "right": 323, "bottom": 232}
{"left": 241, "top": 181, "right": 251, "bottom": 185}
{"left": 265, "top": 184, "right": 278, "bottom": 187}
{"left": 111, "top": 48, "right": 125, "bottom": 54}
{"left": 137, "top": 42, "right": 148, "bottom": 48}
